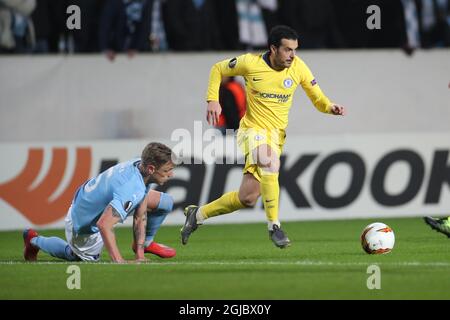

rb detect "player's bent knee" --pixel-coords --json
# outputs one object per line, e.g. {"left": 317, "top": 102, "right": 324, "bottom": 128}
{"left": 257, "top": 158, "right": 280, "bottom": 173}
{"left": 268, "top": 162, "right": 280, "bottom": 173}
{"left": 269, "top": 157, "right": 280, "bottom": 172}
{"left": 156, "top": 192, "right": 174, "bottom": 214}
{"left": 239, "top": 193, "right": 259, "bottom": 207}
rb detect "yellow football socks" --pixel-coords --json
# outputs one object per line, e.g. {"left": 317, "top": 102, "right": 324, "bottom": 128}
{"left": 259, "top": 170, "right": 280, "bottom": 225}
{"left": 200, "top": 191, "right": 246, "bottom": 220}
{"left": 199, "top": 170, "right": 280, "bottom": 228}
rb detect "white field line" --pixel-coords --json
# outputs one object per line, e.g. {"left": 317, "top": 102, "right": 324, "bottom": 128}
{"left": 0, "top": 260, "right": 449, "bottom": 267}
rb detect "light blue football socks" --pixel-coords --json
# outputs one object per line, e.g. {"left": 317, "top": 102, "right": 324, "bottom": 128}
{"left": 145, "top": 192, "right": 173, "bottom": 246}
{"left": 31, "top": 236, "right": 78, "bottom": 261}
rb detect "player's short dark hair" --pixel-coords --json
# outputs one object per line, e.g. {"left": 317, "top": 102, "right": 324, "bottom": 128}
{"left": 141, "top": 142, "right": 175, "bottom": 168}
{"left": 268, "top": 25, "right": 298, "bottom": 48}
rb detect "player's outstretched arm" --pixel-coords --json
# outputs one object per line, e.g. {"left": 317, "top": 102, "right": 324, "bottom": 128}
{"left": 206, "top": 100, "right": 222, "bottom": 126}
{"left": 133, "top": 199, "right": 148, "bottom": 262}
{"left": 97, "top": 205, "right": 125, "bottom": 263}
{"left": 206, "top": 55, "right": 248, "bottom": 126}
{"left": 330, "top": 104, "right": 346, "bottom": 116}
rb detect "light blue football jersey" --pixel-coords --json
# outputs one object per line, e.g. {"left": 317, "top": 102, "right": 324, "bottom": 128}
{"left": 71, "top": 158, "right": 151, "bottom": 234}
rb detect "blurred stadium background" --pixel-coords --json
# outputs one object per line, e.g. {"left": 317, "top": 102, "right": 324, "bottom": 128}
{"left": 0, "top": 0, "right": 449, "bottom": 300}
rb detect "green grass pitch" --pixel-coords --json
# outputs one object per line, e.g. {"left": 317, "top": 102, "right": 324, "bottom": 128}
{"left": 0, "top": 217, "right": 449, "bottom": 299}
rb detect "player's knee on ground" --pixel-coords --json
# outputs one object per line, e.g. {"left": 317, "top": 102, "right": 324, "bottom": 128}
{"left": 65, "top": 245, "right": 81, "bottom": 261}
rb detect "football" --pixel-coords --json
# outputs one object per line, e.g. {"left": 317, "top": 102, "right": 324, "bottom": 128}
{"left": 361, "top": 222, "right": 395, "bottom": 254}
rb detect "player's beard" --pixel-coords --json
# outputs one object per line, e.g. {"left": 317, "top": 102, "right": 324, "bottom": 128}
{"left": 273, "top": 52, "right": 291, "bottom": 70}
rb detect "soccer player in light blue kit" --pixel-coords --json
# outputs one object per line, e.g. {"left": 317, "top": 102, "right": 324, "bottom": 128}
{"left": 23, "top": 142, "right": 176, "bottom": 263}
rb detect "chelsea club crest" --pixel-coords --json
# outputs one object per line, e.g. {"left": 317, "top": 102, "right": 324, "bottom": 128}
{"left": 283, "top": 78, "right": 293, "bottom": 88}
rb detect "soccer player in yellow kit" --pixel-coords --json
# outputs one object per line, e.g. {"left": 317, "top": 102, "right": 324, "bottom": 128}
{"left": 181, "top": 25, "right": 346, "bottom": 248}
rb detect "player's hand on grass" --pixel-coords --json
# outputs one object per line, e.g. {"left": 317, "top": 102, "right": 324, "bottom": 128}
{"left": 206, "top": 101, "right": 222, "bottom": 126}
{"left": 133, "top": 257, "right": 148, "bottom": 264}
{"left": 330, "top": 104, "right": 346, "bottom": 116}
{"left": 111, "top": 258, "right": 147, "bottom": 264}
{"left": 134, "top": 251, "right": 145, "bottom": 263}
{"left": 113, "top": 258, "right": 127, "bottom": 264}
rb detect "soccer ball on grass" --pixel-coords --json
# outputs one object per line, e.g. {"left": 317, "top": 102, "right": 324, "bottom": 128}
{"left": 360, "top": 222, "right": 395, "bottom": 254}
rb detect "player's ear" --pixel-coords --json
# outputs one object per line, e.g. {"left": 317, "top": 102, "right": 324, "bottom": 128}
{"left": 147, "top": 164, "right": 156, "bottom": 175}
{"left": 270, "top": 44, "right": 277, "bottom": 55}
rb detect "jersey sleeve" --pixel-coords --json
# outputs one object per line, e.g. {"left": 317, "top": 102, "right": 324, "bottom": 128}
{"left": 109, "top": 181, "right": 139, "bottom": 222}
{"left": 298, "top": 59, "right": 333, "bottom": 114}
{"left": 206, "top": 54, "right": 250, "bottom": 102}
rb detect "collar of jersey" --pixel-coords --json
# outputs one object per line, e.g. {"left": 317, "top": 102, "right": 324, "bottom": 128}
{"left": 262, "top": 51, "right": 272, "bottom": 68}
{"left": 133, "top": 159, "right": 146, "bottom": 187}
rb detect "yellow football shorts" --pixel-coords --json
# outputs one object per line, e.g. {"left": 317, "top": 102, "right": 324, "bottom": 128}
{"left": 237, "top": 128, "right": 286, "bottom": 181}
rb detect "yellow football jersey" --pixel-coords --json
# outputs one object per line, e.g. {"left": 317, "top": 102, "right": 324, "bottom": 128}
{"left": 207, "top": 52, "right": 333, "bottom": 130}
